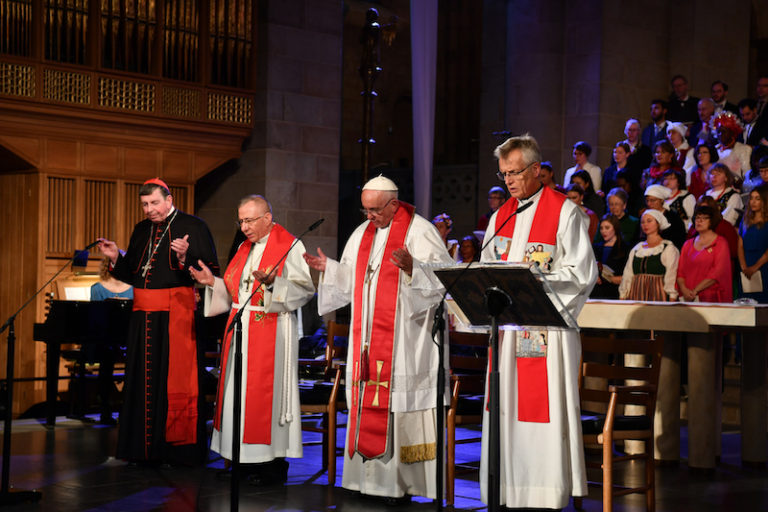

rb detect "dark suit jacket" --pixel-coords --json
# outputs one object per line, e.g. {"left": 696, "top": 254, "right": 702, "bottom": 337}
{"left": 641, "top": 122, "right": 669, "bottom": 150}
{"left": 668, "top": 96, "right": 700, "bottom": 124}
{"left": 742, "top": 115, "right": 768, "bottom": 147}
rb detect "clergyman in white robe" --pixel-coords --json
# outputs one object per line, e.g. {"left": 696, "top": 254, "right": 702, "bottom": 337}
{"left": 480, "top": 185, "right": 597, "bottom": 509}
{"left": 204, "top": 232, "right": 314, "bottom": 463}
{"left": 317, "top": 209, "right": 454, "bottom": 499}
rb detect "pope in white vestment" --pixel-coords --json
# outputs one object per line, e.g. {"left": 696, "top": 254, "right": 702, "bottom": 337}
{"left": 304, "top": 176, "right": 454, "bottom": 500}
{"left": 480, "top": 135, "right": 597, "bottom": 509}
{"left": 191, "top": 196, "right": 314, "bottom": 466}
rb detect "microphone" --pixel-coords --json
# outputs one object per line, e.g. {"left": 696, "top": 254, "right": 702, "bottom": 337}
{"left": 431, "top": 199, "right": 534, "bottom": 338}
{"left": 226, "top": 218, "right": 324, "bottom": 333}
{"left": 84, "top": 239, "right": 101, "bottom": 250}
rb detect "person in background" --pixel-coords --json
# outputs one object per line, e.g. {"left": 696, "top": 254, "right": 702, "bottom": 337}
{"left": 591, "top": 214, "right": 630, "bottom": 299}
{"left": 539, "top": 161, "right": 566, "bottom": 193}
{"left": 644, "top": 184, "right": 687, "bottom": 250}
{"left": 666, "top": 122, "right": 696, "bottom": 174}
{"left": 641, "top": 140, "right": 679, "bottom": 191}
{"left": 615, "top": 170, "right": 645, "bottom": 218}
{"left": 476, "top": 186, "right": 507, "bottom": 232}
{"left": 705, "top": 163, "right": 744, "bottom": 227}
{"left": 432, "top": 213, "right": 459, "bottom": 260}
{"left": 677, "top": 205, "right": 733, "bottom": 303}
{"left": 667, "top": 74, "right": 700, "bottom": 125}
{"left": 688, "top": 142, "right": 719, "bottom": 200}
{"left": 622, "top": 118, "right": 652, "bottom": 171}
{"left": 458, "top": 235, "right": 480, "bottom": 263}
{"left": 619, "top": 209, "right": 680, "bottom": 301}
{"left": 567, "top": 182, "right": 599, "bottom": 241}
{"left": 742, "top": 154, "right": 768, "bottom": 195}
{"left": 663, "top": 168, "right": 696, "bottom": 231}
{"left": 605, "top": 187, "right": 639, "bottom": 244}
{"left": 571, "top": 169, "right": 605, "bottom": 218}
{"left": 713, "top": 111, "right": 752, "bottom": 183}
{"left": 738, "top": 183, "right": 768, "bottom": 303}
{"left": 641, "top": 99, "right": 670, "bottom": 152}
{"left": 602, "top": 141, "right": 632, "bottom": 195}
{"left": 89, "top": 256, "right": 133, "bottom": 425}
{"left": 563, "top": 140, "right": 602, "bottom": 191}
{"left": 711, "top": 80, "right": 739, "bottom": 115}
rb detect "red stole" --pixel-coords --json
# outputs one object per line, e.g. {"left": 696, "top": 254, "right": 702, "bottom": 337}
{"left": 132, "top": 286, "right": 199, "bottom": 445}
{"left": 214, "top": 223, "right": 295, "bottom": 444}
{"left": 494, "top": 186, "right": 567, "bottom": 423}
{"left": 348, "top": 202, "right": 414, "bottom": 459}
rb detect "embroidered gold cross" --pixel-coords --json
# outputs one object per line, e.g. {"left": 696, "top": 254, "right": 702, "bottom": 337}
{"left": 366, "top": 360, "right": 389, "bottom": 407}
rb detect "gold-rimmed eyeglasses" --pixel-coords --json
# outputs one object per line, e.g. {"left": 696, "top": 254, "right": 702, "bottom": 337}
{"left": 359, "top": 198, "right": 395, "bottom": 216}
{"left": 496, "top": 162, "right": 535, "bottom": 181}
{"left": 236, "top": 214, "right": 266, "bottom": 228}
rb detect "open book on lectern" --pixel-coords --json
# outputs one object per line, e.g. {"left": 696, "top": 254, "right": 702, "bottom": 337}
{"left": 426, "top": 261, "right": 578, "bottom": 331}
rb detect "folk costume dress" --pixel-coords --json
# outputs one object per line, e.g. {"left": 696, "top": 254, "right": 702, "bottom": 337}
{"left": 479, "top": 185, "right": 597, "bottom": 509}
{"left": 111, "top": 207, "right": 219, "bottom": 464}
{"left": 204, "top": 224, "right": 314, "bottom": 462}
{"left": 316, "top": 203, "right": 454, "bottom": 499}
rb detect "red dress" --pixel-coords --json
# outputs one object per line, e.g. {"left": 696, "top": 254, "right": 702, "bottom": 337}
{"left": 677, "top": 235, "right": 733, "bottom": 302}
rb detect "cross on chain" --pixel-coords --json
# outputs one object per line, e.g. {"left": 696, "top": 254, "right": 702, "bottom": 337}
{"left": 243, "top": 272, "right": 255, "bottom": 290}
{"left": 366, "top": 360, "right": 389, "bottom": 407}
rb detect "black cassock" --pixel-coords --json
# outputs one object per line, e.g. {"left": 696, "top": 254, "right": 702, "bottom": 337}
{"left": 111, "top": 209, "right": 219, "bottom": 464}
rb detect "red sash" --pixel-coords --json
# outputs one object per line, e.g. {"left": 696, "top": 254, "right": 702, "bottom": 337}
{"left": 348, "top": 202, "right": 414, "bottom": 459}
{"left": 494, "top": 187, "right": 566, "bottom": 423}
{"left": 133, "top": 286, "right": 199, "bottom": 445}
{"left": 214, "top": 224, "right": 295, "bottom": 444}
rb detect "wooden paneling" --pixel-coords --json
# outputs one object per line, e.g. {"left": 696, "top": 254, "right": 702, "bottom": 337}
{"left": 46, "top": 176, "right": 76, "bottom": 255}
{"left": 83, "top": 143, "right": 120, "bottom": 174}
{"left": 0, "top": 172, "right": 43, "bottom": 415}
{"left": 84, "top": 178, "right": 116, "bottom": 243}
{"left": 124, "top": 147, "right": 160, "bottom": 178}
{"left": 46, "top": 138, "right": 80, "bottom": 171}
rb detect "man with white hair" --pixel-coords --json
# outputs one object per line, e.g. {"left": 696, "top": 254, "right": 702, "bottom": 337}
{"left": 480, "top": 134, "right": 596, "bottom": 510}
{"left": 303, "top": 175, "right": 453, "bottom": 502}
{"left": 622, "top": 118, "right": 652, "bottom": 170}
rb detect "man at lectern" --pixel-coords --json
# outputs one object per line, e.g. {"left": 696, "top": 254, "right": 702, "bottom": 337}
{"left": 479, "top": 134, "right": 597, "bottom": 510}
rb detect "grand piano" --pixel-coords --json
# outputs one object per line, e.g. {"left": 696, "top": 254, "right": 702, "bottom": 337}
{"left": 33, "top": 299, "right": 132, "bottom": 426}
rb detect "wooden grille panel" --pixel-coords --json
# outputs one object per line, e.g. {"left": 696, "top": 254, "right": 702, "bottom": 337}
{"left": 162, "top": 85, "right": 201, "bottom": 118}
{"left": 0, "top": 0, "right": 32, "bottom": 56}
{"left": 84, "top": 179, "right": 115, "bottom": 244}
{"left": 43, "top": 67, "right": 91, "bottom": 104}
{"left": 45, "top": 0, "right": 89, "bottom": 65}
{"left": 0, "top": 61, "right": 35, "bottom": 97}
{"left": 47, "top": 176, "right": 76, "bottom": 254}
{"left": 98, "top": 76, "right": 155, "bottom": 112}
{"left": 207, "top": 92, "right": 252, "bottom": 125}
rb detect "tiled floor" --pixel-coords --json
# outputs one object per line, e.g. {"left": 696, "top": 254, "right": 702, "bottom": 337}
{"left": 1, "top": 415, "right": 767, "bottom": 511}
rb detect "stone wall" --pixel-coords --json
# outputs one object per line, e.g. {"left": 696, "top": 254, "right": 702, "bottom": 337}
{"left": 196, "top": 0, "right": 343, "bottom": 269}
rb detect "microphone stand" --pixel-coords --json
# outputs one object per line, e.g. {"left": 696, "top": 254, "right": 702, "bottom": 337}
{"left": 0, "top": 240, "right": 97, "bottom": 506}
{"left": 430, "top": 202, "right": 531, "bottom": 511}
{"left": 222, "top": 220, "right": 323, "bottom": 512}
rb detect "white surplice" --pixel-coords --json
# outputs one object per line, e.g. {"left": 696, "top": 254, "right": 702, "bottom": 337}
{"left": 317, "top": 211, "right": 454, "bottom": 499}
{"left": 204, "top": 233, "right": 314, "bottom": 463}
{"left": 480, "top": 186, "right": 597, "bottom": 509}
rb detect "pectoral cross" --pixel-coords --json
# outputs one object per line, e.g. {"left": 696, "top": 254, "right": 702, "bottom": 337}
{"left": 243, "top": 272, "right": 254, "bottom": 290}
{"left": 141, "top": 261, "right": 152, "bottom": 277}
{"left": 366, "top": 360, "right": 389, "bottom": 407}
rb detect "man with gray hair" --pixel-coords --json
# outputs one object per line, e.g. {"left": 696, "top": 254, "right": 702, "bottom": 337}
{"left": 689, "top": 97, "right": 717, "bottom": 146}
{"left": 303, "top": 175, "right": 453, "bottom": 502}
{"left": 190, "top": 194, "right": 315, "bottom": 485}
{"left": 480, "top": 134, "right": 596, "bottom": 509}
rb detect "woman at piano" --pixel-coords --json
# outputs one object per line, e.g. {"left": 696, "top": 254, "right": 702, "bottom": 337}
{"left": 91, "top": 256, "right": 133, "bottom": 301}
{"left": 676, "top": 205, "right": 733, "bottom": 303}
{"left": 619, "top": 209, "right": 680, "bottom": 301}
{"left": 89, "top": 256, "right": 133, "bottom": 424}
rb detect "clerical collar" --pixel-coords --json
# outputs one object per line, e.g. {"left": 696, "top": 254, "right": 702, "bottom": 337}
{"left": 255, "top": 225, "right": 274, "bottom": 244}
{"left": 157, "top": 206, "right": 176, "bottom": 224}
{"left": 519, "top": 184, "right": 544, "bottom": 204}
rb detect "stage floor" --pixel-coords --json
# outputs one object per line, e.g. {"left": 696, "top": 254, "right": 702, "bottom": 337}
{"left": 1, "top": 414, "right": 766, "bottom": 511}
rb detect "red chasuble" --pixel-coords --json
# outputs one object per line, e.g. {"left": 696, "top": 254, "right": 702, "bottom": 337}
{"left": 214, "top": 223, "right": 294, "bottom": 444}
{"left": 493, "top": 186, "right": 567, "bottom": 423}
{"left": 348, "top": 202, "right": 414, "bottom": 459}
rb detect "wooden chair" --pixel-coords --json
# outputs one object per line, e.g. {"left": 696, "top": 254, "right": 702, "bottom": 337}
{"left": 576, "top": 331, "right": 663, "bottom": 512}
{"left": 446, "top": 330, "right": 488, "bottom": 506}
{"left": 298, "top": 321, "right": 348, "bottom": 486}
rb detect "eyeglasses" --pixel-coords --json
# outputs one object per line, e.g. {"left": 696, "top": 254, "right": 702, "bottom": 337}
{"left": 360, "top": 198, "right": 394, "bottom": 216}
{"left": 496, "top": 162, "right": 535, "bottom": 181}
{"left": 236, "top": 214, "right": 266, "bottom": 228}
